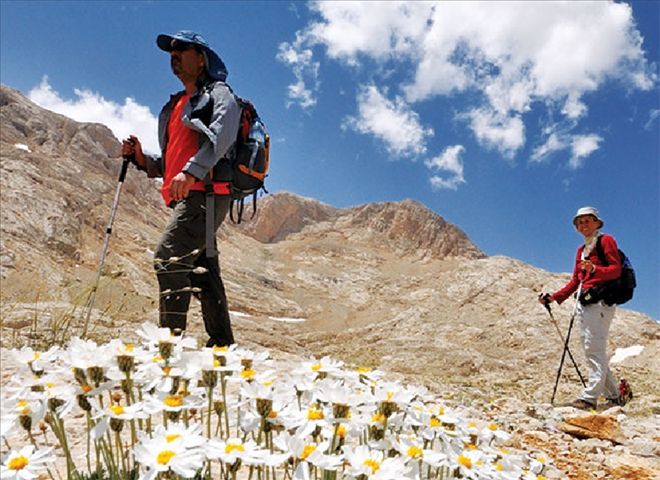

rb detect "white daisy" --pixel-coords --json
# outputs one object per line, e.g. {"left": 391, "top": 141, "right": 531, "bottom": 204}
{"left": 0, "top": 445, "right": 55, "bottom": 480}
{"left": 134, "top": 435, "right": 203, "bottom": 480}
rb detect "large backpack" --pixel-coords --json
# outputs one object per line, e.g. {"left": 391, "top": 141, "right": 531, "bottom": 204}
{"left": 593, "top": 235, "right": 636, "bottom": 305}
{"left": 227, "top": 98, "right": 269, "bottom": 223}
{"left": 206, "top": 85, "right": 270, "bottom": 223}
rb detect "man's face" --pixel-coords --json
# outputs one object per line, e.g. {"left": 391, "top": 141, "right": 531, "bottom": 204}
{"left": 169, "top": 42, "right": 205, "bottom": 83}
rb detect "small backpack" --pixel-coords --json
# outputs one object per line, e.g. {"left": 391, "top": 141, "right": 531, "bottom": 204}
{"left": 593, "top": 235, "right": 636, "bottom": 305}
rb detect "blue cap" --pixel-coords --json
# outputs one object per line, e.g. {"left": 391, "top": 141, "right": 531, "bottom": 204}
{"left": 156, "top": 30, "right": 228, "bottom": 82}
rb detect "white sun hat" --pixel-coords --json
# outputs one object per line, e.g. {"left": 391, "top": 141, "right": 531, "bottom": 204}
{"left": 573, "top": 206, "right": 604, "bottom": 228}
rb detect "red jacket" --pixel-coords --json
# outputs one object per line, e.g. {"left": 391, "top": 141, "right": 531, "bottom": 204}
{"left": 552, "top": 234, "right": 622, "bottom": 304}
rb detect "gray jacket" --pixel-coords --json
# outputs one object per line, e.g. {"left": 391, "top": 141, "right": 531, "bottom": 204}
{"left": 144, "top": 75, "right": 240, "bottom": 182}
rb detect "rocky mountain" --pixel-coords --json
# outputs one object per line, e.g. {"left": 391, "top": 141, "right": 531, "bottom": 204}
{"left": 1, "top": 84, "right": 659, "bottom": 478}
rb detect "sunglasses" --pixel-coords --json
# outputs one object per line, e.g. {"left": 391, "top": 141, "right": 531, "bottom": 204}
{"left": 170, "top": 41, "right": 198, "bottom": 52}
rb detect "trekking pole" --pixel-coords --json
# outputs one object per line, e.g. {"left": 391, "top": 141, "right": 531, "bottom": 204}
{"left": 540, "top": 294, "right": 586, "bottom": 387}
{"left": 81, "top": 156, "right": 131, "bottom": 337}
{"left": 550, "top": 281, "right": 583, "bottom": 405}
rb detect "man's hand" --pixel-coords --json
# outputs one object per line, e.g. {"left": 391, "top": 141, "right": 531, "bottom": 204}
{"left": 169, "top": 172, "right": 197, "bottom": 201}
{"left": 121, "top": 135, "right": 146, "bottom": 168}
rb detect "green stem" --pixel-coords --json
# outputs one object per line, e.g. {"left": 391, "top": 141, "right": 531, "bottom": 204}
{"left": 207, "top": 388, "right": 213, "bottom": 438}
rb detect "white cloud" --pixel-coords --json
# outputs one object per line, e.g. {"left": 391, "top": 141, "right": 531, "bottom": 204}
{"left": 425, "top": 145, "right": 466, "bottom": 190}
{"left": 569, "top": 134, "right": 602, "bottom": 169}
{"left": 28, "top": 76, "right": 159, "bottom": 154}
{"left": 343, "top": 85, "right": 433, "bottom": 158}
{"left": 467, "top": 109, "right": 525, "bottom": 159}
{"left": 276, "top": 40, "right": 319, "bottom": 109}
{"left": 532, "top": 130, "right": 603, "bottom": 169}
{"left": 645, "top": 109, "right": 660, "bottom": 131}
{"left": 531, "top": 132, "right": 566, "bottom": 163}
{"left": 280, "top": 1, "right": 655, "bottom": 175}
{"left": 306, "top": 2, "right": 433, "bottom": 64}
{"left": 561, "top": 93, "right": 588, "bottom": 120}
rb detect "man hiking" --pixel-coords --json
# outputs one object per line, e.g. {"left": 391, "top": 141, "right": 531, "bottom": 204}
{"left": 121, "top": 30, "right": 239, "bottom": 347}
{"left": 540, "top": 207, "right": 630, "bottom": 410}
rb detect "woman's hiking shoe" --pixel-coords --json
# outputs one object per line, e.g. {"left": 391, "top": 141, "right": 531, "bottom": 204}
{"left": 562, "top": 398, "right": 597, "bottom": 410}
{"left": 602, "top": 379, "right": 634, "bottom": 409}
{"left": 618, "top": 378, "right": 633, "bottom": 405}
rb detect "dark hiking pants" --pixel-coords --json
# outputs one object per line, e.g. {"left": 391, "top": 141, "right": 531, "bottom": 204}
{"left": 154, "top": 192, "right": 234, "bottom": 347}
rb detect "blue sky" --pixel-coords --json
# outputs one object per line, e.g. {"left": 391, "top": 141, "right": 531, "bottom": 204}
{"left": 1, "top": 1, "right": 658, "bottom": 319}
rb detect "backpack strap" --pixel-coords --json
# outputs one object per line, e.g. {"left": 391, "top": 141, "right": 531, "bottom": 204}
{"left": 594, "top": 235, "right": 608, "bottom": 266}
{"left": 204, "top": 173, "right": 217, "bottom": 258}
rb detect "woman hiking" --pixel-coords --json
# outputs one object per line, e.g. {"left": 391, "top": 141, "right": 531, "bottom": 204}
{"left": 540, "top": 206, "right": 630, "bottom": 410}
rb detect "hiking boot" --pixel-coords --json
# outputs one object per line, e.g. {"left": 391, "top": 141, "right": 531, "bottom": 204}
{"left": 601, "top": 398, "right": 624, "bottom": 410}
{"left": 603, "top": 379, "right": 634, "bottom": 409}
{"left": 618, "top": 379, "right": 633, "bottom": 405}
{"left": 562, "top": 398, "right": 597, "bottom": 410}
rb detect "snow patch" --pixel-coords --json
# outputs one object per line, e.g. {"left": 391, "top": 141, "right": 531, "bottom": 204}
{"left": 14, "top": 143, "right": 31, "bottom": 152}
{"left": 269, "top": 316, "right": 307, "bottom": 323}
{"left": 610, "top": 345, "right": 644, "bottom": 364}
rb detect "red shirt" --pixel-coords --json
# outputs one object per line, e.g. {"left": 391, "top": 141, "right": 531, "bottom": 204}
{"left": 552, "top": 234, "right": 622, "bottom": 304}
{"left": 162, "top": 93, "right": 229, "bottom": 205}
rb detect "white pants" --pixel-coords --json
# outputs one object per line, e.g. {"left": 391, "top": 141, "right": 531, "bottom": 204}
{"left": 577, "top": 301, "right": 619, "bottom": 403}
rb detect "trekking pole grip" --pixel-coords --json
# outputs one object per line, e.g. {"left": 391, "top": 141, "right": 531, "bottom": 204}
{"left": 119, "top": 155, "right": 131, "bottom": 182}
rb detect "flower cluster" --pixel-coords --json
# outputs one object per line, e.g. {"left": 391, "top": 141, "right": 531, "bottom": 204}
{"left": 1, "top": 322, "right": 552, "bottom": 480}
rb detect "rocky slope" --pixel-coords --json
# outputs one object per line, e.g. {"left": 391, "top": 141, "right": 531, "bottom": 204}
{"left": 1, "top": 84, "right": 659, "bottom": 478}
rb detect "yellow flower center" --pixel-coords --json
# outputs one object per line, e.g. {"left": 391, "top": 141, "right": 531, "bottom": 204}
{"left": 241, "top": 369, "right": 256, "bottom": 379}
{"left": 458, "top": 454, "right": 472, "bottom": 469}
{"left": 157, "top": 450, "right": 175, "bottom": 465}
{"left": 8, "top": 455, "right": 29, "bottom": 470}
{"left": 437, "top": 406, "right": 445, "bottom": 415}
{"left": 356, "top": 367, "right": 372, "bottom": 373}
{"left": 488, "top": 423, "right": 498, "bottom": 431}
{"left": 371, "top": 412, "right": 385, "bottom": 424}
{"left": 268, "top": 410, "right": 278, "bottom": 419}
{"left": 307, "top": 407, "right": 324, "bottom": 420}
{"left": 464, "top": 442, "right": 477, "bottom": 450}
{"left": 213, "top": 346, "right": 228, "bottom": 353}
{"left": 125, "top": 344, "right": 134, "bottom": 352}
{"left": 153, "top": 355, "right": 164, "bottom": 363}
{"left": 162, "top": 366, "right": 171, "bottom": 376}
{"left": 17, "top": 400, "right": 31, "bottom": 415}
{"left": 467, "top": 421, "right": 477, "bottom": 428}
{"left": 82, "top": 384, "right": 93, "bottom": 393}
{"left": 337, "top": 425, "right": 347, "bottom": 438}
{"left": 110, "top": 404, "right": 125, "bottom": 415}
{"left": 213, "top": 359, "right": 220, "bottom": 368}
{"left": 430, "top": 417, "right": 441, "bottom": 428}
{"left": 301, "top": 444, "right": 316, "bottom": 460}
{"left": 164, "top": 395, "right": 183, "bottom": 407}
{"left": 363, "top": 458, "right": 380, "bottom": 474}
{"left": 407, "top": 446, "right": 423, "bottom": 459}
{"left": 537, "top": 476, "right": 547, "bottom": 480}
{"left": 311, "top": 363, "right": 321, "bottom": 372}
{"left": 33, "top": 352, "right": 40, "bottom": 360}
{"left": 496, "top": 463, "right": 504, "bottom": 471}
{"left": 165, "top": 434, "right": 181, "bottom": 443}
{"left": 225, "top": 443, "right": 245, "bottom": 454}
{"left": 386, "top": 391, "right": 394, "bottom": 400}
{"left": 46, "top": 383, "right": 55, "bottom": 389}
